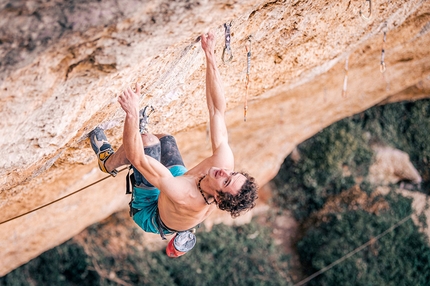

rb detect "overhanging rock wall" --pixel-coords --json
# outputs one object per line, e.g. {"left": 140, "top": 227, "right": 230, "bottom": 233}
{"left": 1, "top": 0, "right": 429, "bottom": 276}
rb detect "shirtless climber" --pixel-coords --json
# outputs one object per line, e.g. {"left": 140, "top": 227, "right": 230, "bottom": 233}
{"left": 89, "top": 30, "right": 258, "bottom": 256}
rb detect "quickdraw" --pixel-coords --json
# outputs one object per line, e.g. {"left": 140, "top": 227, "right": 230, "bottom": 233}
{"left": 380, "top": 22, "right": 390, "bottom": 91}
{"left": 380, "top": 22, "right": 387, "bottom": 73}
{"left": 342, "top": 55, "right": 349, "bottom": 98}
{"left": 244, "top": 36, "right": 252, "bottom": 121}
{"left": 222, "top": 22, "right": 233, "bottom": 63}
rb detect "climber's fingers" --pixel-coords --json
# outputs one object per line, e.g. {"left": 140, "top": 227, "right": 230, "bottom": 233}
{"left": 119, "top": 85, "right": 140, "bottom": 114}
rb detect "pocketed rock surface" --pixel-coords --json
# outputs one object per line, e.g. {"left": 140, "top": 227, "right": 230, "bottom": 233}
{"left": 0, "top": 0, "right": 429, "bottom": 275}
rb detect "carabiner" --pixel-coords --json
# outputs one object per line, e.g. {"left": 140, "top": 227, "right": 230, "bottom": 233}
{"left": 360, "top": 0, "right": 372, "bottom": 21}
{"left": 380, "top": 50, "right": 386, "bottom": 73}
{"left": 245, "top": 36, "right": 252, "bottom": 74}
{"left": 222, "top": 22, "right": 233, "bottom": 63}
{"left": 222, "top": 46, "right": 233, "bottom": 63}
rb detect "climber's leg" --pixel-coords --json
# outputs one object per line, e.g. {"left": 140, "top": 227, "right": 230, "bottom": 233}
{"left": 154, "top": 134, "right": 186, "bottom": 169}
{"left": 103, "top": 145, "right": 129, "bottom": 173}
{"left": 99, "top": 133, "right": 161, "bottom": 181}
{"left": 129, "top": 133, "right": 163, "bottom": 234}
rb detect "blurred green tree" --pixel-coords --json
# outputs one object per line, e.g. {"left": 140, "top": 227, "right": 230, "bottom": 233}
{"left": 297, "top": 191, "right": 430, "bottom": 286}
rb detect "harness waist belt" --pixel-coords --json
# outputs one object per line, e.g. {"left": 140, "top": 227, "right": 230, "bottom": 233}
{"left": 156, "top": 211, "right": 175, "bottom": 240}
{"left": 156, "top": 210, "right": 197, "bottom": 240}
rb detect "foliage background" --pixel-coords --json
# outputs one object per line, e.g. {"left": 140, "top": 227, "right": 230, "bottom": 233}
{"left": 272, "top": 99, "right": 430, "bottom": 222}
{"left": 272, "top": 99, "right": 430, "bottom": 285}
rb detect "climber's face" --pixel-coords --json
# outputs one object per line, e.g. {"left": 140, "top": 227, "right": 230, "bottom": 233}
{"left": 207, "top": 167, "right": 246, "bottom": 197}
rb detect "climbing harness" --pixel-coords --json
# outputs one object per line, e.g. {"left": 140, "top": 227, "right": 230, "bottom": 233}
{"left": 342, "top": 55, "right": 349, "bottom": 98}
{"left": 125, "top": 165, "right": 141, "bottom": 218}
{"left": 244, "top": 36, "right": 252, "bottom": 121}
{"left": 360, "top": 0, "right": 372, "bottom": 21}
{"left": 380, "top": 22, "right": 387, "bottom": 73}
{"left": 222, "top": 22, "right": 233, "bottom": 63}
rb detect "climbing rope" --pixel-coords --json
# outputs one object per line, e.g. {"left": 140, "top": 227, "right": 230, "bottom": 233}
{"left": 0, "top": 166, "right": 128, "bottom": 226}
{"left": 293, "top": 213, "right": 414, "bottom": 286}
{"left": 244, "top": 36, "right": 252, "bottom": 121}
{"left": 222, "top": 22, "right": 233, "bottom": 63}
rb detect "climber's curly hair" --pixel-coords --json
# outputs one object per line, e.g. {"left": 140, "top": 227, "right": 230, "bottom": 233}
{"left": 216, "top": 172, "right": 259, "bottom": 218}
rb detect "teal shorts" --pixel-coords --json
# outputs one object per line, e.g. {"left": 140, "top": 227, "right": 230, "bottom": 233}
{"left": 132, "top": 165, "right": 187, "bottom": 234}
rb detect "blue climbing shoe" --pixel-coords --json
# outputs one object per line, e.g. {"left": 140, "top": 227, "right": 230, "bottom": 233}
{"left": 139, "top": 105, "right": 154, "bottom": 134}
{"left": 89, "top": 127, "right": 118, "bottom": 176}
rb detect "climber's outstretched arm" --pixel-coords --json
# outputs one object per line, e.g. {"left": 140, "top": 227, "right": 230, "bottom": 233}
{"left": 200, "top": 30, "right": 234, "bottom": 169}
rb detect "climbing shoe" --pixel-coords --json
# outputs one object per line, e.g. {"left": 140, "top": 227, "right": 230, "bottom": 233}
{"left": 139, "top": 105, "right": 154, "bottom": 134}
{"left": 89, "top": 127, "right": 118, "bottom": 176}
